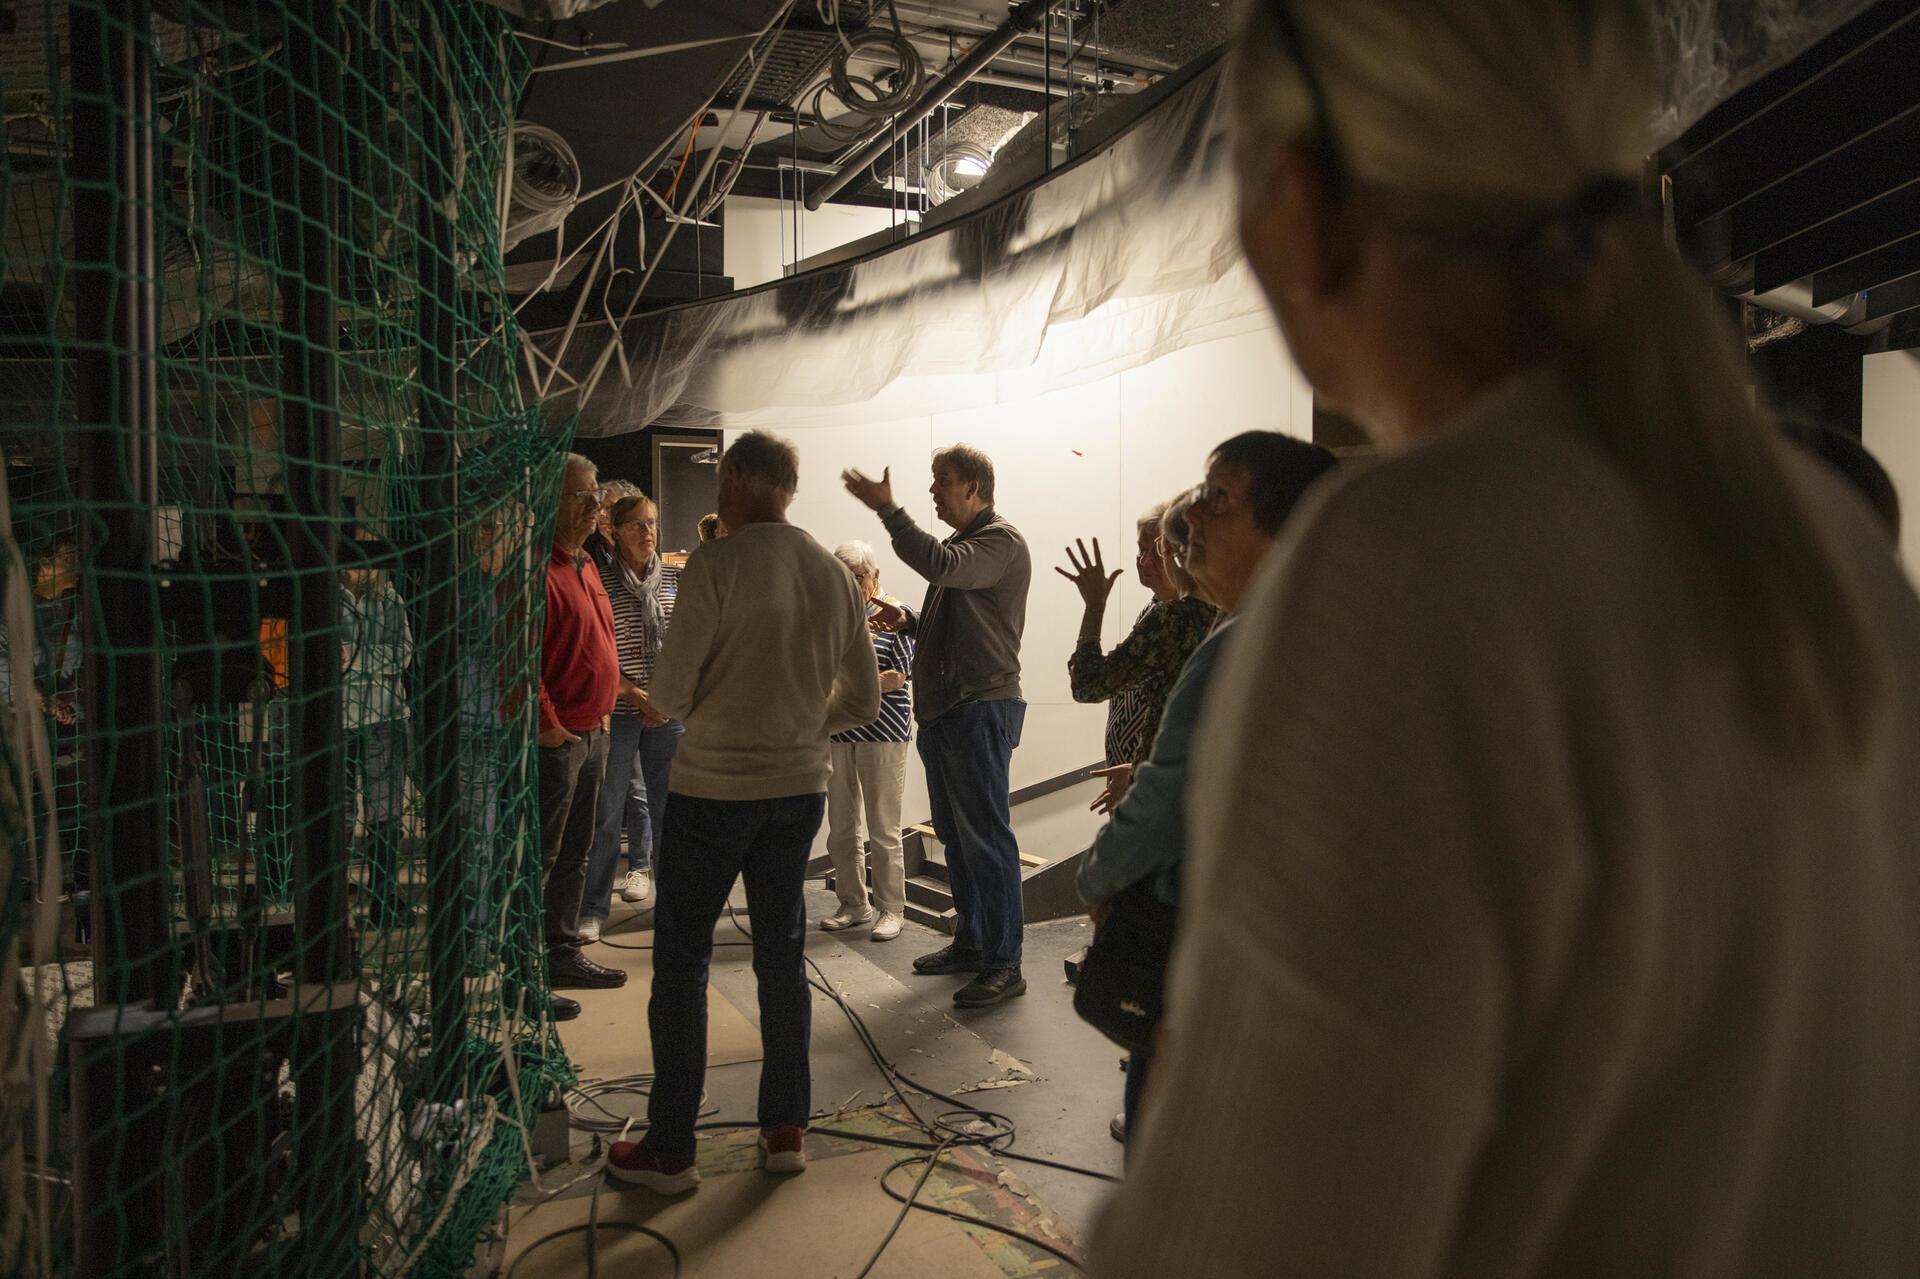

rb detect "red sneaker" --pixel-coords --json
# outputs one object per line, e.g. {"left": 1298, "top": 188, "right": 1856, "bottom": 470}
{"left": 758, "top": 1125, "right": 807, "bottom": 1174}
{"left": 607, "top": 1137, "right": 699, "bottom": 1194}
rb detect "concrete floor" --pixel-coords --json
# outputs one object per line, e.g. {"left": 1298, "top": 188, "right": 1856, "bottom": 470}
{"left": 504, "top": 882, "right": 1125, "bottom": 1274}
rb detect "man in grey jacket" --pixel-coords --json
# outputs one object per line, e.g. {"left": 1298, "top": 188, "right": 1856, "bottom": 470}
{"left": 844, "top": 444, "right": 1032, "bottom": 1007}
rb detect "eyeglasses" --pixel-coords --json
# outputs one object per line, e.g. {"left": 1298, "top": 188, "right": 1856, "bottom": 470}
{"left": 617, "top": 517, "right": 658, "bottom": 531}
{"left": 1260, "top": 0, "right": 1350, "bottom": 202}
{"left": 1194, "top": 481, "right": 1235, "bottom": 515}
{"left": 565, "top": 486, "right": 607, "bottom": 507}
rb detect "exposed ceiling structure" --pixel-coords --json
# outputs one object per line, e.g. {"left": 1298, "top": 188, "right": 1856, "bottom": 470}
{"left": 501, "top": 0, "right": 1222, "bottom": 330}
{"left": 1660, "top": 0, "right": 1920, "bottom": 352}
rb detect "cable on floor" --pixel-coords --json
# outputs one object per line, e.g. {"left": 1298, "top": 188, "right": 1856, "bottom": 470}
{"left": 527, "top": 898, "right": 1115, "bottom": 1274}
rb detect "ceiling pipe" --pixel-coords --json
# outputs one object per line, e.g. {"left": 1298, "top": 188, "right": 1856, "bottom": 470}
{"left": 804, "top": 0, "right": 1063, "bottom": 211}
{"left": 888, "top": 0, "right": 1181, "bottom": 75}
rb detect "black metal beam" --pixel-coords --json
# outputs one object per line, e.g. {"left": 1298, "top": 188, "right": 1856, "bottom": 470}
{"left": 274, "top": 0, "right": 364, "bottom": 1267}
{"left": 1863, "top": 270, "right": 1920, "bottom": 321}
{"left": 70, "top": 0, "right": 169, "bottom": 1006}
{"left": 1727, "top": 104, "right": 1920, "bottom": 261}
{"left": 1751, "top": 176, "right": 1920, "bottom": 295}
{"left": 1810, "top": 227, "right": 1920, "bottom": 306}
{"left": 414, "top": 19, "right": 468, "bottom": 1101}
{"left": 1663, "top": 5, "right": 1920, "bottom": 219}
{"left": 69, "top": 1, "right": 171, "bottom": 1269}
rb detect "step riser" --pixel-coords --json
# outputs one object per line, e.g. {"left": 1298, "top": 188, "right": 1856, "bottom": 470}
{"left": 902, "top": 903, "right": 955, "bottom": 934}
{"left": 905, "top": 876, "right": 954, "bottom": 911}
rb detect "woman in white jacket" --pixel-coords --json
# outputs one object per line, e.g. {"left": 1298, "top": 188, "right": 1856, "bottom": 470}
{"left": 1093, "top": 2, "right": 1920, "bottom": 1276}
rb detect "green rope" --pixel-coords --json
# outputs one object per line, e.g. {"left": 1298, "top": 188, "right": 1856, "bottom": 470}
{"left": 1, "top": 2, "right": 576, "bottom": 1272}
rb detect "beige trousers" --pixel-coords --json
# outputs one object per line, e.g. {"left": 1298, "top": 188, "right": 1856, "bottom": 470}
{"left": 826, "top": 739, "right": 909, "bottom": 915}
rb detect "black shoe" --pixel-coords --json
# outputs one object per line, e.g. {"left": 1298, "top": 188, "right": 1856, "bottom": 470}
{"left": 550, "top": 994, "right": 582, "bottom": 1021}
{"left": 913, "top": 943, "right": 985, "bottom": 976}
{"left": 952, "top": 966, "right": 1025, "bottom": 1007}
{"left": 549, "top": 953, "right": 628, "bottom": 990}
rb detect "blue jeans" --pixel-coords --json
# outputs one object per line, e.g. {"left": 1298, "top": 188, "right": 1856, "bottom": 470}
{"left": 917, "top": 699, "right": 1025, "bottom": 968}
{"left": 582, "top": 714, "right": 682, "bottom": 920}
{"left": 646, "top": 791, "right": 825, "bottom": 1158}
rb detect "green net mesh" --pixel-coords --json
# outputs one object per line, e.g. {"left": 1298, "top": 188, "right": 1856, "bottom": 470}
{"left": 1, "top": 1, "right": 578, "bottom": 1273}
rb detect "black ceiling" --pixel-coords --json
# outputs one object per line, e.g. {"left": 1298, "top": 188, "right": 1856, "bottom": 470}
{"left": 1660, "top": 0, "right": 1920, "bottom": 348}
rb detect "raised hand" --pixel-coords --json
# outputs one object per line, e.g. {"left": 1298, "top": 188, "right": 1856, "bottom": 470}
{"left": 842, "top": 466, "right": 894, "bottom": 512}
{"left": 1055, "top": 537, "right": 1122, "bottom": 615}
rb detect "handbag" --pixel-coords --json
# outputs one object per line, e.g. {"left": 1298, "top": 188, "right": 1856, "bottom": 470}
{"left": 1072, "top": 880, "right": 1179, "bottom": 1055}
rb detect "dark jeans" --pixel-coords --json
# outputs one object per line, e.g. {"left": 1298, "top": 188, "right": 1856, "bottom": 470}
{"left": 646, "top": 791, "right": 825, "bottom": 1159}
{"left": 918, "top": 699, "right": 1025, "bottom": 968}
{"left": 537, "top": 726, "right": 607, "bottom": 964}
{"left": 1123, "top": 1049, "right": 1150, "bottom": 1160}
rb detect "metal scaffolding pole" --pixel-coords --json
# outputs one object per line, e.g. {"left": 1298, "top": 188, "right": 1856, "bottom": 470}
{"left": 414, "top": 23, "right": 470, "bottom": 1098}
{"left": 68, "top": 0, "right": 169, "bottom": 1268}
{"left": 277, "top": 0, "right": 366, "bottom": 1266}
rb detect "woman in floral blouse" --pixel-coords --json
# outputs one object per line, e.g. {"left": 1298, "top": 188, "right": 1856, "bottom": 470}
{"left": 1060, "top": 493, "right": 1217, "bottom": 811}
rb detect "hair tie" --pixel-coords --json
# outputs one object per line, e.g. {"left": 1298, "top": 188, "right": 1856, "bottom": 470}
{"left": 1523, "top": 175, "right": 1642, "bottom": 266}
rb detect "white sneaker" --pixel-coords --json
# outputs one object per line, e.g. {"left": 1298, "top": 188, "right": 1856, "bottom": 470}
{"left": 820, "top": 906, "right": 875, "bottom": 932}
{"left": 869, "top": 911, "right": 902, "bottom": 941}
{"left": 578, "top": 916, "right": 602, "bottom": 944}
{"left": 620, "top": 870, "right": 651, "bottom": 903}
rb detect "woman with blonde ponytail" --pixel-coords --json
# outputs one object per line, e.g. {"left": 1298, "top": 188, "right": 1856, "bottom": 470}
{"left": 1094, "top": 1, "right": 1920, "bottom": 1275}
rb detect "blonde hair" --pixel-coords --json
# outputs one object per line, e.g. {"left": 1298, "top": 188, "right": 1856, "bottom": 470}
{"left": 1232, "top": 0, "right": 1874, "bottom": 762}
{"left": 1159, "top": 488, "right": 1200, "bottom": 598}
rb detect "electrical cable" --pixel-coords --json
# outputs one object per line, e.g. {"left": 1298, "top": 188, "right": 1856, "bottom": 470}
{"left": 851, "top": 1134, "right": 960, "bottom": 1279}
{"left": 531, "top": 897, "right": 1113, "bottom": 1274}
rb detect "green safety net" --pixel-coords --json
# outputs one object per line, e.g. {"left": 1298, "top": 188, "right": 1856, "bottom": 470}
{"left": 0, "top": 1, "right": 577, "bottom": 1274}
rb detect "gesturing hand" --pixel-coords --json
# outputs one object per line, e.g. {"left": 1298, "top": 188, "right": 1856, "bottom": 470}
{"left": 869, "top": 600, "right": 909, "bottom": 633}
{"left": 1056, "top": 537, "right": 1122, "bottom": 614}
{"left": 1088, "top": 762, "right": 1133, "bottom": 815}
{"left": 842, "top": 466, "right": 893, "bottom": 512}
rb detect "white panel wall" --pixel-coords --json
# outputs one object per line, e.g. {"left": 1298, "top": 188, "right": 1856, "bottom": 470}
{"left": 723, "top": 195, "right": 915, "bottom": 291}
{"left": 1863, "top": 349, "right": 1920, "bottom": 586}
{"left": 727, "top": 322, "right": 1313, "bottom": 860}
{"left": 1113, "top": 325, "right": 1309, "bottom": 622}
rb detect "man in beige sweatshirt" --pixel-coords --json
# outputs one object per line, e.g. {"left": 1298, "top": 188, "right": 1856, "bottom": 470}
{"left": 609, "top": 430, "right": 879, "bottom": 1194}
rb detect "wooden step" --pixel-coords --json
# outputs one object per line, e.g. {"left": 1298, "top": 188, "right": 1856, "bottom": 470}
{"left": 902, "top": 900, "right": 956, "bottom": 934}
{"left": 905, "top": 874, "right": 954, "bottom": 913}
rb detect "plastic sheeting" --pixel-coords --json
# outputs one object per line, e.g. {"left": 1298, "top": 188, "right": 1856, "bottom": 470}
{"left": 1651, "top": 0, "right": 1881, "bottom": 145}
{"left": 531, "top": 54, "right": 1260, "bottom": 435}
{"left": 526, "top": 0, "right": 1879, "bottom": 438}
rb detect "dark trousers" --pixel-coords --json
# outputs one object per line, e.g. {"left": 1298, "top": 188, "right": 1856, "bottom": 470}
{"left": 1123, "top": 1049, "right": 1151, "bottom": 1158}
{"left": 646, "top": 791, "right": 825, "bottom": 1159}
{"left": 537, "top": 726, "right": 607, "bottom": 964}
{"left": 918, "top": 699, "right": 1025, "bottom": 968}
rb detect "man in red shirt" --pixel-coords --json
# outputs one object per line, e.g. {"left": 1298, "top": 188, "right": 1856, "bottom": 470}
{"left": 537, "top": 452, "right": 627, "bottom": 1012}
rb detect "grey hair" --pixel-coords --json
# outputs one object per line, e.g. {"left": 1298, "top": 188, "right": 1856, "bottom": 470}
{"left": 562, "top": 451, "right": 597, "bottom": 477}
{"left": 932, "top": 443, "right": 995, "bottom": 504}
{"left": 1232, "top": 0, "right": 1874, "bottom": 764}
{"left": 1160, "top": 488, "right": 1200, "bottom": 598}
{"left": 1136, "top": 500, "right": 1170, "bottom": 535}
{"left": 834, "top": 540, "right": 879, "bottom": 579}
{"left": 720, "top": 430, "right": 800, "bottom": 495}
